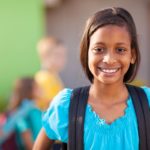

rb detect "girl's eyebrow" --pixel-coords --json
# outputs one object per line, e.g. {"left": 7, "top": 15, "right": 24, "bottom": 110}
{"left": 93, "top": 42, "right": 105, "bottom": 45}
{"left": 116, "top": 42, "right": 130, "bottom": 46}
{"left": 93, "top": 42, "right": 129, "bottom": 46}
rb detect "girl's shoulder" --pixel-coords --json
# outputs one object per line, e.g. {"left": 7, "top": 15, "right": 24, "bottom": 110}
{"left": 49, "top": 88, "right": 73, "bottom": 108}
{"left": 42, "top": 88, "right": 73, "bottom": 142}
{"left": 44, "top": 88, "right": 73, "bottom": 119}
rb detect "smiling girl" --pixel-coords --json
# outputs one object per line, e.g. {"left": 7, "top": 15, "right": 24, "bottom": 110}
{"left": 33, "top": 7, "right": 150, "bottom": 150}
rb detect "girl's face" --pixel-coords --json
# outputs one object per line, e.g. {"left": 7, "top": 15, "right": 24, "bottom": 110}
{"left": 88, "top": 25, "right": 135, "bottom": 85}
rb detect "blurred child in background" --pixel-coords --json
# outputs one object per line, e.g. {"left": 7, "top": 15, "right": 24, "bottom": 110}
{"left": 0, "top": 77, "right": 42, "bottom": 150}
{"left": 35, "top": 36, "right": 67, "bottom": 110}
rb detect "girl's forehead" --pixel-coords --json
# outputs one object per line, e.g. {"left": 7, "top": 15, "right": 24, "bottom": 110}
{"left": 90, "top": 25, "right": 131, "bottom": 43}
{"left": 92, "top": 24, "right": 129, "bottom": 35}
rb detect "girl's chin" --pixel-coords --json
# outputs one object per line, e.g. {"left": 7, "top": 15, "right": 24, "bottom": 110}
{"left": 95, "top": 74, "right": 122, "bottom": 84}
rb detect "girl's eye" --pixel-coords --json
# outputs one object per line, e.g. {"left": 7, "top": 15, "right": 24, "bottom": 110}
{"left": 92, "top": 47, "right": 105, "bottom": 53}
{"left": 116, "top": 47, "right": 126, "bottom": 53}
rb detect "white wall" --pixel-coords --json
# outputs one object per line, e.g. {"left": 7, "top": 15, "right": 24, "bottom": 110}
{"left": 45, "top": 0, "right": 150, "bottom": 87}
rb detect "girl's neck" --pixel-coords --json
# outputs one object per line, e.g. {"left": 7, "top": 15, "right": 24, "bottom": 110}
{"left": 89, "top": 81, "right": 128, "bottom": 105}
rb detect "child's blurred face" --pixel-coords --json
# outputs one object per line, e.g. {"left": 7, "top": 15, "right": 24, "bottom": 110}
{"left": 32, "top": 82, "right": 43, "bottom": 101}
{"left": 88, "top": 25, "right": 135, "bottom": 85}
{"left": 43, "top": 44, "right": 67, "bottom": 72}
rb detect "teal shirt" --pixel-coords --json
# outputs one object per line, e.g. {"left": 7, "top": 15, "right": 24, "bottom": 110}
{"left": 15, "top": 100, "right": 42, "bottom": 149}
{"left": 43, "top": 86, "right": 150, "bottom": 150}
{"left": 0, "top": 99, "right": 41, "bottom": 145}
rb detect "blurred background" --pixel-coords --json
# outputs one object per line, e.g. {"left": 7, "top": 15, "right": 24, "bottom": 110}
{"left": 0, "top": 0, "right": 150, "bottom": 111}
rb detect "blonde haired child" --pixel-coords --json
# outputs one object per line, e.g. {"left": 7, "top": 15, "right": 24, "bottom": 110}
{"left": 35, "top": 36, "right": 67, "bottom": 109}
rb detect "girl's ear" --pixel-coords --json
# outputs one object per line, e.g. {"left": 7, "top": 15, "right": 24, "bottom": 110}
{"left": 131, "top": 49, "right": 136, "bottom": 64}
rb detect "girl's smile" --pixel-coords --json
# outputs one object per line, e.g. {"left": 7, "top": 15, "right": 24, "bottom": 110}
{"left": 98, "top": 67, "right": 120, "bottom": 76}
{"left": 88, "top": 25, "right": 135, "bottom": 85}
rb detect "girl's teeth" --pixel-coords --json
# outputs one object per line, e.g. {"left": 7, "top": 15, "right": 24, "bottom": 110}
{"left": 101, "top": 68, "right": 118, "bottom": 73}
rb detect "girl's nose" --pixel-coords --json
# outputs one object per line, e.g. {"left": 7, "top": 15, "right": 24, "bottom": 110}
{"left": 102, "top": 52, "right": 117, "bottom": 64}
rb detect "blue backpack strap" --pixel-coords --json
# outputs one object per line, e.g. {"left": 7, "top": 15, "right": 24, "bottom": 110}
{"left": 126, "top": 84, "right": 150, "bottom": 150}
{"left": 68, "top": 86, "right": 90, "bottom": 150}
